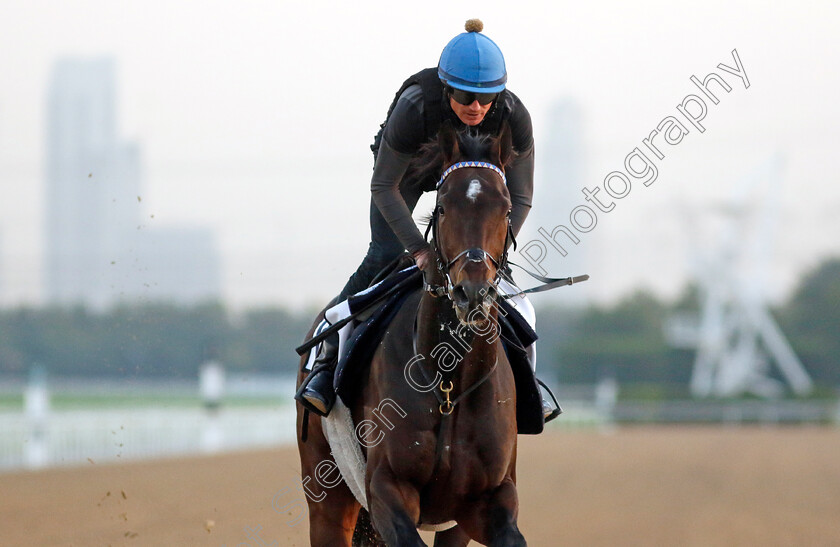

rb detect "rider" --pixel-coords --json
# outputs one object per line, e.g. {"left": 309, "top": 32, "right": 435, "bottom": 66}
{"left": 297, "top": 19, "right": 554, "bottom": 420}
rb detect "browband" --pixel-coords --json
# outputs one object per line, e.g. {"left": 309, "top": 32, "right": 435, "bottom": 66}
{"left": 436, "top": 161, "right": 506, "bottom": 189}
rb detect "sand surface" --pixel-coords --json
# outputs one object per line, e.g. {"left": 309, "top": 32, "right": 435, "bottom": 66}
{"left": 2, "top": 427, "right": 839, "bottom": 546}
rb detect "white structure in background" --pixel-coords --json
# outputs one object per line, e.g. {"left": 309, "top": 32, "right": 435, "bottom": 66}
{"left": 24, "top": 365, "right": 50, "bottom": 468}
{"left": 200, "top": 361, "right": 226, "bottom": 453}
{"left": 200, "top": 361, "right": 226, "bottom": 409}
{"left": 44, "top": 57, "right": 221, "bottom": 307}
{"left": 0, "top": 228, "right": 4, "bottom": 298}
{"left": 666, "top": 154, "right": 812, "bottom": 398}
{"left": 594, "top": 375, "right": 618, "bottom": 429}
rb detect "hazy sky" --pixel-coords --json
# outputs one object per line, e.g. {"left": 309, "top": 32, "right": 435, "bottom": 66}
{"left": 1, "top": 1, "right": 839, "bottom": 309}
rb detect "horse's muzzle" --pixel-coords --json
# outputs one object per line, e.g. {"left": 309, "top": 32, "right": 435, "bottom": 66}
{"left": 452, "top": 279, "right": 497, "bottom": 323}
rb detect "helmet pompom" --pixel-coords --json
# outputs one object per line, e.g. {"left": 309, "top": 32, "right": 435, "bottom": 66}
{"left": 464, "top": 18, "right": 484, "bottom": 33}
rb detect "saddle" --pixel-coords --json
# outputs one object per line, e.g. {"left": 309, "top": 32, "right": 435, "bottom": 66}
{"left": 332, "top": 260, "right": 545, "bottom": 435}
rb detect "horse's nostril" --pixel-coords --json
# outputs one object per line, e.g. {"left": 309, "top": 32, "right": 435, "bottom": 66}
{"left": 484, "top": 285, "right": 498, "bottom": 302}
{"left": 452, "top": 285, "right": 469, "bottom": 304}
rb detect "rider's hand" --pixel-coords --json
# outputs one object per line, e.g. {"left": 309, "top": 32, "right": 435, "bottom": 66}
{"left": 412, "top": 246, "right": 433, "bottom": 271}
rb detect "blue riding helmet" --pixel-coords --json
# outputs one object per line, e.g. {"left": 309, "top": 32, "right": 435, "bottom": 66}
{"left": 438, "top": 19, "right": 507, "bottom": 93}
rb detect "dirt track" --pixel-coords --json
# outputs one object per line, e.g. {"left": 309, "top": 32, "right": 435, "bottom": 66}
{"left": 2, "top": 427, "right": 839, "bottom": 546}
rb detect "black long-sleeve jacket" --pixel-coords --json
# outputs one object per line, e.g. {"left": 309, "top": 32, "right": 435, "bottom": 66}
{"left": 371, "top": 70, "right": 535, "bottom": 254}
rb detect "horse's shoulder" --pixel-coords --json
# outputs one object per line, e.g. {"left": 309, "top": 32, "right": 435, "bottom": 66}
{"left": 380, "top": 289, "right": 423, "bottom": 347}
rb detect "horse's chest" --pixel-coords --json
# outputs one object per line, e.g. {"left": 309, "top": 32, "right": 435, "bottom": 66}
{"left": 454, "top": 437, "right": 509, "bottom": 477}
{"left": 416, "top": 441, "right": 511, "bottom": 520}
{"left": 425, "top": 431, "right": 512, "bottom": 490}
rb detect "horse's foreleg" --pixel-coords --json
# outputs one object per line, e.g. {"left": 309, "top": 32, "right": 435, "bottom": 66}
{"left": 433, "top": 525, "right": 471, "bottom": 547}
{"left": 367, "top": 468, "right": 426, "bottom": 547}
{"left": 457, "top": 477, "right": 526, "bottom": 547}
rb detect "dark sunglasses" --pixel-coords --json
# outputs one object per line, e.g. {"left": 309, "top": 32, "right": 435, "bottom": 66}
{"left": 447, "top": 86, "right": 498, "bottom": 106}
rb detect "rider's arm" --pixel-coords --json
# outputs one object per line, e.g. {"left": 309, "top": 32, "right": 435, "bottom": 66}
{"left": 370, "top": 139, "right": 427, "bottom": 253}
{"left": 370, "top": 86, "right": 429, "bottom": 255}
{"left": 507, "top": 145, "right": 534, "bottom": 237}
{"left": 505, "top": 94, "right": 535, "bottom": 237}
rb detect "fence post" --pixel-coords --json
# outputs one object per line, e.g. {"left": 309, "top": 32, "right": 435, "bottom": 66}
{"left": 200, "top": 360, "right": 225, "bottom": 453}
{"left": 24, "top": 364, "right": 50, "bottom": 469}
{"left": 595, "top": 375, "right": 618, "bottom": 426}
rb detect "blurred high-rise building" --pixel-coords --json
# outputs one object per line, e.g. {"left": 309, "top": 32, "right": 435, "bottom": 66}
{"left": 0, "top": 228, "right": 4, "bottom": 299}
{"left": 518, "top": 97, "right": 590, "bottom": 305}
{"left": 44, "top": 58, "right": 220, "bottom": 307}
{"left": 45, "top": 58, "right": 130, "bottom": 306}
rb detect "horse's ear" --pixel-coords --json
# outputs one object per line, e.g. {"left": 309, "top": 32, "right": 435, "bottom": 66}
{"left": 492, "top": 123, "right": 514, "bottom": 169}
{"left": 438, "top": 121, "right": 459, "bottom": 166}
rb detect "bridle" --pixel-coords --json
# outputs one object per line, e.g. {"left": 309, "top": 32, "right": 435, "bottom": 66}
{"left": 423, "top": 160, "right": 516, "bottom": 300}
{"left": 416, "top": 159, "right": 515, "bottom": 445}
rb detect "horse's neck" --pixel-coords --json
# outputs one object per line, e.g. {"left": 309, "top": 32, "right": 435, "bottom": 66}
{"left": 417, "top": 293, "right": 499, "bottom": 387}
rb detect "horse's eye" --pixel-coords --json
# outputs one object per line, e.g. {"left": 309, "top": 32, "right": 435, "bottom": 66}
{"left": 506, "top": 209, "right": 512, "bottom": 217}
{"left": 437, "top": 205, "right": 445, "bottom": 215}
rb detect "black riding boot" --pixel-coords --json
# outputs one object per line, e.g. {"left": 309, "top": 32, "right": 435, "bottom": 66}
{"left": 295, "top": 340, "right": 339, "bottom": 417}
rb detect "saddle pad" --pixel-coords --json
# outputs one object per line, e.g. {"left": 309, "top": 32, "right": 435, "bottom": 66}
{"left": 334, "top": 284, "right": 419, "bottom": 398}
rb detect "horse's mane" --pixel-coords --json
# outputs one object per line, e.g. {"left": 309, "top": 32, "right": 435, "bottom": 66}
{"left": 402, "top": 129, "right": 499, "bottom": 192}
{"left": 405, "top": 126, "right": 516, "bottom": 229}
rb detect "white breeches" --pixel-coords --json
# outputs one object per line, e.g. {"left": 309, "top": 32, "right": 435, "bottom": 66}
{"left": 497, "top": 278, "right": 537, "bottom": 373}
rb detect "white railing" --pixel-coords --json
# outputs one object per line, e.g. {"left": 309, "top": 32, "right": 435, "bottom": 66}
{"left": 0, "top": 375, "right": 621, "bottom": 472}
{"left": 0, "top": 401, "right": 614, "bottom": 473}
{"left": 0, "top": 406, "right": 298, "bottom": 472}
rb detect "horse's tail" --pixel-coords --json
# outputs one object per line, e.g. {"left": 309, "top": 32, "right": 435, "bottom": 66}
{"left": 352, "top": 508, "right": 386, "bottom": 547}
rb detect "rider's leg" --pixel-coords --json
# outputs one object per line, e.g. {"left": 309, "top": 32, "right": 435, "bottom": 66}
{"left": 339, "top": 197, "right": 413, "bottom": 300}
{"left": 294, "top": 298, "right": 349, "bottom": 416}
{"left": 296, "top": 197, "right": 407, "bottom": 416}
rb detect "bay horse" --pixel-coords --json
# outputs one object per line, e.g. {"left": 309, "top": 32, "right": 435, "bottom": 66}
{"left": 296, "top": 122, "right": 526, "bottom": 546}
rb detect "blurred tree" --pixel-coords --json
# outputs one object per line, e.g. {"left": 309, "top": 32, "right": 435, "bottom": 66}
{"left": 0, "top": 257, "right": 836, "bottom": 388}
{"left": 551, "top": 291, "right": 672, "bottom": 383}
{"left": 778, "top": 257, "right": 840, "bottom": 386}
{"left": 0, "top": 302, "right": 315, "bottom": 379}
{"left": 227, "top": 308, "right": 313, "bottom": 374}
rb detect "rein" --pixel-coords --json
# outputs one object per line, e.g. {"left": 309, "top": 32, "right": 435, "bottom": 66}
{"left": 423, "top": 161, "right": 590, "bottom": 299}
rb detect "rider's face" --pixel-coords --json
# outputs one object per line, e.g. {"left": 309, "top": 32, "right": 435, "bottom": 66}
{"left": 449, "top": 96, "right": 493, "bottom": 126}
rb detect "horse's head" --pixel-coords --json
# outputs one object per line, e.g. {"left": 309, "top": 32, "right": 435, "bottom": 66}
{"left": 430, "top": 123, "right": 515, "bottom": 325}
